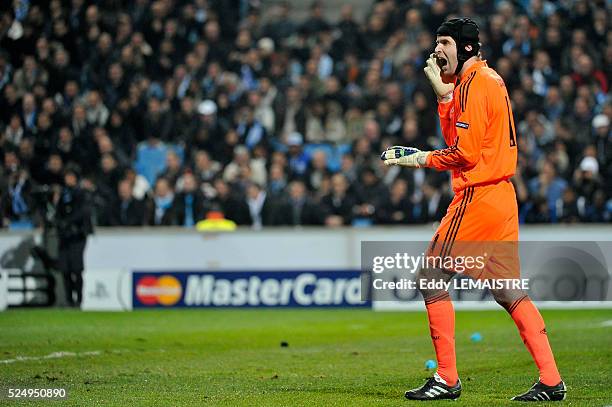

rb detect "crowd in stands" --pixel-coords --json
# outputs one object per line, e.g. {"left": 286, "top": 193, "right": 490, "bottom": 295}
{"left": 0, "top": 0, "right": 610, "bottom": 229}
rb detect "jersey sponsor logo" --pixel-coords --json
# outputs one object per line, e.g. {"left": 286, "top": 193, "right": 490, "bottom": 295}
{"left": 456, "top": 121, "right": 469, "bottom": 129}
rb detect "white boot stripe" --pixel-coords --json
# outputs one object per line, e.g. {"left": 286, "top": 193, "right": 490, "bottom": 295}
{"left": 542, "top": 392, "right": 550, "bottom": 400}
{"left": 433, "top": 372, "right": 447, "bottom": 385}
{"left": 429, "top": 389, "right": 439, "bottom": 396}
{"left": 432, "top": 386, "right": 448, "bottom": 393}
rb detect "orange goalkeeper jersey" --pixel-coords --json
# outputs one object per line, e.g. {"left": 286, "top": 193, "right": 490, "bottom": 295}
{"left": 426, "top": 60, "right": 518, "bottom": 193}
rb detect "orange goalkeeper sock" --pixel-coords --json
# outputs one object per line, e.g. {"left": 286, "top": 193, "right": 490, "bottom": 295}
{"left": 425, "top": 292, "right": 458, "bottom": 386}
{"left": 508, "top": 297, "right": 561, "bottom": 386}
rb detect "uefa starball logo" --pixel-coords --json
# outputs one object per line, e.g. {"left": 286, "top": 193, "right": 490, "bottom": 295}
{"left": 135, "top": 275, "right": 183, "bottom": 306}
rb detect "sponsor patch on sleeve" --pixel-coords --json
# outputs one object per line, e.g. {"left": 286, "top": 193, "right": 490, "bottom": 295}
{"left": 456, "top": 121, "right": 469, "bottom": 129}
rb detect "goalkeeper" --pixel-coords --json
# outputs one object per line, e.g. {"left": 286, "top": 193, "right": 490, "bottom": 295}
{"left": 381, "top": 18, "right": 565, "bottom": 402}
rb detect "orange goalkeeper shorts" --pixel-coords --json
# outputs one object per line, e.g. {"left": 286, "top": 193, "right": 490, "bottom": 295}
{"left": 427, "top": 179, "right": 520, "bottom": 280}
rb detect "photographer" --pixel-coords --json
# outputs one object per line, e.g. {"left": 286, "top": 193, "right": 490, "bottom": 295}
{"left": 54, "top": 166, "right": 92, "bottom": 307}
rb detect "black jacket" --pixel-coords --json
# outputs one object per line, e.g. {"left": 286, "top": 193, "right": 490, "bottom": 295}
{"left": 173, "top": 191, "right": 210, "bottom": 226}
{"left": 414, "top": 193, "right": 453, "bottom": 223}
{"left": 109, "top": 197, "right": 146, "bottom": 226}
{"left": 376, "top": 196, "right": 414, "bottom": 225}
{"left": 275, "top": 197, "right": 324, "bottom": 226}
{"left": 212, "top": 194, "right": 251, "bottom": 225}
{"left": 144, "top": 196, "right": 178, "bottom": 226}
{"left": 320, "top": 192, "right": 357, "bottom": 225}
{"left": 56, "top": 187, "right": 93, "bottom": 240}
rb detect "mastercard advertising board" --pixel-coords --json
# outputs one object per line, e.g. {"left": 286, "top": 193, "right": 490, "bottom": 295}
{"left": 132, "top": 271, "right": 369, "bottom": 308}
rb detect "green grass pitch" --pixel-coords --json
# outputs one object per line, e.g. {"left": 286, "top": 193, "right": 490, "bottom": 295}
{"left": 0, "top": 309, "right": 611, "bottom": 406}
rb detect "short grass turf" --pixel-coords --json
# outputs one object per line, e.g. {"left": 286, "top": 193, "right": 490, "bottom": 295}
{"left": 0, "top": 309, "right": 611, "bottom": 406}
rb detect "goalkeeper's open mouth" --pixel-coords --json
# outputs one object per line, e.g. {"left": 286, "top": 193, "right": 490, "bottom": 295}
{"left": 436, "top": 55, "right": 448, "bottom": 69}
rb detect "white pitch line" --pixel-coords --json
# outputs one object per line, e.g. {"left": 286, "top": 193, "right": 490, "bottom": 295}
{"left": 0, "top": 350, "right": 102, "bottom": 364}
{"left": 600, "top": 320, "right": 612, "bottom": 327}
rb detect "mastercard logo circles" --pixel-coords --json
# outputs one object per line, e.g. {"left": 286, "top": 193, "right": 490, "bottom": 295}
{"left": 135, "top": 275, "right": 182, "bottom": 306}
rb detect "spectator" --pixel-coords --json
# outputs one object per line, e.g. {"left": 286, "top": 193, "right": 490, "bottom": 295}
{"left": 193, "top": 150, "right": 221, "bottom": 185}
{"left": 574, "top": 156, "right": 603, "bottom": 209}
{"left": 4, "top": 114, "right": 24, "bottom": 146}
{"left": 277, "top": 87, "right": 306, "bottom": 141}
{"left": 377, "top": 178, "right": 412, "bottom": 225}
{"left": 85, "top": 90, "right": 109, "bottom": 127}
{"left": 1, "top": 166, "right": 34, "bottom": 229}
{"left": 305, "top": 150, "right": 330, "bottom": 191}
{"left": 108, "top": 178, "right": 145, "bottom": 226}
{"left": 97, "top": 153, "right": 123, "bottom": 201}
{"left": 13, "top": 56, "right": 47, "bottom": 97}
{"left": 159, "top": 150, "right": 183, "bottom": 186}
{"left": 262, "top": 2, "right": 296, "bottom": 46}
{"left": 21, "top": 92, "right": 37, "bottom": 133}
{"left": 286, "top": 132, "right": 309, "bottom": 179}
{"left": 211, "top": 178, "right": 250, "bottom": 225}
{"left": 354, "top": 167, "right": 388, "bottom": 224}
{"left": 415, "top": 180, "right": 453, "bottom": 223}
{"left": 194, "top": 99, "right": 227, "bottom": 150}
{"left": 267, "top": 163, "right": 287, "bottom": 199}
{"left": 583, "top": 190, "right": 611, "bottom": 223}
{"left": 175, "top": 97, "right": 198, "bottom": 146}
{"left": 235, "top": 105, "right": 267, "bottom": 150}
{"left": 592, "top": 114, "right": 610, "bottom": 166}
{"left": 245, "top": 182, "right": 277, "bottom": 229}
{"left": 174, "top": 172, "right": 208, "bottom": 227}
{"left": 557, "top": 188, "right": 580, "bottom": 223}
{"left": 144, "top": 177, "right": 176, "bottom": 226}
{"left": 524, "top": 197, "right": 552, "bottom": 224}
{"left": 143, "top": 97, "right": 173, "bottom": 142}
{"left": 0, "top": 85, "right": 20, "bottom": 124}
{"left": 223, "top": 145, "right": 266, "bottom": 187}
{"left": 301, "top": 2, "right": 330, "bottom": 36}
{"left": 40, "top": 153, "right": 64, "bottom": 186}
{"left": 277, "top": 180, "right": 323, "bottom": 226}
{"left": 321, "top": 173, "right": 356, "bottom": 227}
{"left": 70, "top": 103, "right": 90, "bottom": 138}
{"left": 0, "top": 52, "right": 12, "bottom": 93}
{"left": 528, "top": 160, "right": 568, "bottom": 222}
{"left": 106, "top": 110, "right": 136, "bottom": 158}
